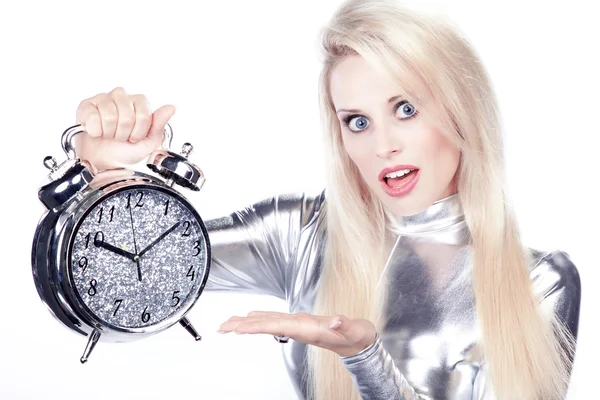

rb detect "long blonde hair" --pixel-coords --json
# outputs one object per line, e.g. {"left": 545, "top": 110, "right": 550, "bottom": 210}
{"left": 306, "top": 1, "right": 576, "bottom": 399}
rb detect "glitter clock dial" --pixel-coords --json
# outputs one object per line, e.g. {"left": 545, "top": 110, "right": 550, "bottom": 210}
{"left": 68, "top": 185, "right": 209, "bottom": 329}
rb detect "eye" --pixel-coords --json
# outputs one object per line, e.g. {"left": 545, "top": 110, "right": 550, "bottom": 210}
{"left": 344, "top": 115, "right": 370, "bottom": 132}
{"left": 395, "top": 101, "right": 418, "bottom": 119}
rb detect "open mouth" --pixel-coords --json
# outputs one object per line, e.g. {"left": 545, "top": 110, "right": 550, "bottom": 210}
{"left": 383, "top": 168, "right": 419, "bottom": 188}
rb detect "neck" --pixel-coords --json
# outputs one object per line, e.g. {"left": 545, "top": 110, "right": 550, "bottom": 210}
{"left": 387, "top": 194, "right": 466, "bottom": 238}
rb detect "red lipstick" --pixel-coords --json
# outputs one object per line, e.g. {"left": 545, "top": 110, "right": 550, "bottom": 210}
{"left": 379, "top": 165, "right": 420, "bottom": 197}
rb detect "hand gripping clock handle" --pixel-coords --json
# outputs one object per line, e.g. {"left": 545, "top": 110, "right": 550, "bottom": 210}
{"left": 60, "top": 123, "right": 174, "bottom": 160}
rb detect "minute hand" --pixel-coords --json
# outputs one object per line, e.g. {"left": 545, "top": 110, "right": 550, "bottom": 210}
{"left": 138, "top": 222, "right": 182, "bottom": 258}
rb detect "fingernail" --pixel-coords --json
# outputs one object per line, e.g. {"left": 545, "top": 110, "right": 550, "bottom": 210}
{"left": 329, "top": 320, "right": 342, "bottom": 329}
{"left": 216, "top": 330, "right": 226, "bottom": 334}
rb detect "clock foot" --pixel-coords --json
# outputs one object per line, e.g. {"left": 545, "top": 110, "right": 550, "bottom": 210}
{"left": 180, "top": 317, "right": 201, "bottom": 341}
{"left": 80, "top": 329, "right": 101, "bottom": 364}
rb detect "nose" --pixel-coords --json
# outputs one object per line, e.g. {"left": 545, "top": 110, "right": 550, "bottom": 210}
{"left": 375, "top": 124, "right": 403, "bottom": 159}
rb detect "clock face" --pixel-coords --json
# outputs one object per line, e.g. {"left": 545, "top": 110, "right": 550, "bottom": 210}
{"left": 68, "top": 185, "right": 209, "bottom": 330}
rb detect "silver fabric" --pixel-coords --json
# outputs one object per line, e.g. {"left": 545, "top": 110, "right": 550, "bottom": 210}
{"left": 203, "top": 190, "right": 581, "bottom": 399}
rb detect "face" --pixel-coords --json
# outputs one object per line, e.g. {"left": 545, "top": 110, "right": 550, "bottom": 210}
{"left": 329, "top": 55, "right": 461, "bottom": 217}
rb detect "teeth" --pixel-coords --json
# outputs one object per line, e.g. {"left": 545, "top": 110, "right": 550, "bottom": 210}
{"left": 385, "top": 169, "right": 412, "bottom": 179}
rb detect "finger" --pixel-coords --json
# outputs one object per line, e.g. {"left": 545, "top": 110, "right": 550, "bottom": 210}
{"left": 246, "top": 311, "right": 288, "bottom": 318}
{"left": 328, "top": 314, "right": 348, "bottom": 333}
{"left": 129, "top": 95, "right": 152, "bottom": 143}
{"left": 220, "top": 312, "right": 303, "bottom": 329}
{"left": 146, "top": 104, "right": 176, "bottom": 146}
{"left": 112, "top": 89, "right": 135, "bottom": 142}
{"left": 219, "top": 315, "right": 267, "bottom": 330}
{"left": 76, "top": 100, "right": 102, "bottom": 138}
{"left": 234, "top": 315, "right": 329, "bottom": 345}
{"left": 96, "top": 98, "right": 119, "bottom": 139}
{"left": 332, "top": 316, "right": 373, "bottom": 344}
{"left": 234, "top": 317, "right": 295, "bottom": 336}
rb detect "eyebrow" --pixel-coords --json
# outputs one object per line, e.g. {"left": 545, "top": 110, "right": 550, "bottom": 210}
{"left": 335, "top": 95, "right": 405, "bottom": 114}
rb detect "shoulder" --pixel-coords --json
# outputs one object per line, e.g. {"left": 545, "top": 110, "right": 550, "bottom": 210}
{"left": 247, "top": 189, "right": 326, "bottom": 222}
{"left": 210, "top": 189, "right": 327, "bottom": 234}
{"left": 528, "top": 249, "right": 582, "bottom": 338}
{"left": 204, "top": 189, "right": 326, "bottom": 231}
{"left": 528, "top": 249, "right": 581, "bottom": 297}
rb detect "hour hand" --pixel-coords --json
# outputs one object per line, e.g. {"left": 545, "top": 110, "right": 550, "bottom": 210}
{"left": 96, "top": 241, "right": 137, "bottom": 261}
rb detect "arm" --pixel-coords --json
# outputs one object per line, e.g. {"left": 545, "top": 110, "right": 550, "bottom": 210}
{"left": 340, "top": 335, "right": 430, "bottom": 400}
{"left": 72, "top": 89, "right": 326, "bottom": 300}
{"left": 338, "top": 250, "right": 582, "bottom": 400}
{"left": 203, "top": 190, "right": 326, "bottom": 300}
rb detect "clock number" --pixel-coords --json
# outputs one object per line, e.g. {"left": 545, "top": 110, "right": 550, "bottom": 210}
{"left": 93, "top": 231, "right": 104, "bottom": 247}
{"left": 113, "top": 299, "right": 123, "bottom": 316}
{"left": 85, "top": 231, "right": 104, "bottom": 248}
{"left": 186, "top": 265, "right": 195, "bottom": 281}
{"left": 164, "top": 199, "right": 170, "bottom": 216}
{"left": 98, "top": 206, "right": 115, "bottom": 223}
{"left": 126, "top": 192, "right": 144, "bottom": 208}
{"left": 88, "top": 279, "right": 98, "bottom": 296}
{"left": 192, "top": 240, "right": 201, "bottom": 256}
{"left": 79, "top": 256, "right": 88, "bottom": 273}
{"left": 141, "top": 306, "right": 151, "bottom": 323}
{"left": 182, "top": 221, "right": 191, "bottom": 237}
{"left": 97, "top": 206, "right": 115, "bottom": 223}
{"left": 171, "top": 290, "right": 181, "bottom": 307}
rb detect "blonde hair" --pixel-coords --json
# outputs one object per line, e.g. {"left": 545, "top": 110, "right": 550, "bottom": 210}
{"left": 306, "top": 1, "right": 576, "bottom": 399}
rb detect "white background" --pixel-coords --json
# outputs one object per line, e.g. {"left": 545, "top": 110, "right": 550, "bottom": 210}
{"left": 0, "top": 1, "right": 598, "bottom": 399}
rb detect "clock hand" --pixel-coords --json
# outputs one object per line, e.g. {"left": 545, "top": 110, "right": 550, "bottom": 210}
{"left": 127, "top": 201, "right": 142, "bottom": 282}
{"left": 96, "top": 241, "right": 137, "bottom": 261}
{"left": 135, "top": 258, "right": 142, "bottom": 282}
{"left": 138, "top": 222, "right": 182, "bottom": 258}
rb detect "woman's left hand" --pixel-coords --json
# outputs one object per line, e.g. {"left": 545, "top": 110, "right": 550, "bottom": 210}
{"left": 218, "top": 311, "right": 377, "bottom": 357}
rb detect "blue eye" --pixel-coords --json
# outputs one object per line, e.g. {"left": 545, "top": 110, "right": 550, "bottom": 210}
{"left": 395, "top": 101, "right": 418, "bottom": 119}
{"left": 345, "top": 115, "right": 370, "bottom": 132}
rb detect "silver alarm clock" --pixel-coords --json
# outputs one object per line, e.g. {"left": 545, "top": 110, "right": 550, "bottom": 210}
{"left": 31, "top": 123, "right": 211, "bottom": 363}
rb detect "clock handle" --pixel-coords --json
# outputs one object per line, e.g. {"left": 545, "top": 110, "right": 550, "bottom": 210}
{"left": 180, "top": 317, "right": 202, "bottom": 341}
{"left": 80, "top": 329, "right": 101, "bottom": 364}
{"left": 61, "top": 124, "right": 85, "bottom": 160}
{"left": 161, "top": 122, "right": 174, "bottom": 150}
{"left": 60, "top": 123, "right": 173, "bottom": 159}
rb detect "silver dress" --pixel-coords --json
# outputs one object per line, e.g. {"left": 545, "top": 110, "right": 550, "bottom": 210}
{"left": 203, "top": 190, "right": 581, "bottom": 399}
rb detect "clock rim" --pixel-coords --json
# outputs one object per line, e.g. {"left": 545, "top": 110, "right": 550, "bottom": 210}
{"left": 65, "top": 181, "right": 212, "bottom": 335}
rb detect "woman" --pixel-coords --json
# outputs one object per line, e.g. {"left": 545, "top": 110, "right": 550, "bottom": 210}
{"left": 73, "top": 0, "right": 581, "bottom": 399}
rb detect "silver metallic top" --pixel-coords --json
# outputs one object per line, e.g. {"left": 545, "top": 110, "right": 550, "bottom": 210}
{"left": 203, "top": 190, "right": 581, "bottom": 399}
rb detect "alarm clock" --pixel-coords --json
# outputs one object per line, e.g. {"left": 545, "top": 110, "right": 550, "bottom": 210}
{"left": 31, "top": 123, "right": 211, "bottom": 363}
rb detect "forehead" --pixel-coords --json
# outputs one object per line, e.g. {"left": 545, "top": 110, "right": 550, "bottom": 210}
{"left": 329, "top": 55, "right": 404, "bottom": 110}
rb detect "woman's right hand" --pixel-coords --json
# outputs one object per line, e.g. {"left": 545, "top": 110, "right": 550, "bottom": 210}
{"left": 74, "top": 87, "right": 176, "bottom": 171}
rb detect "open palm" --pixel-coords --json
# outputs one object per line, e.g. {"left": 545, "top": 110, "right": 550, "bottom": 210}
{"left": 218, "top": 311, "right": 377, "bottom": 357}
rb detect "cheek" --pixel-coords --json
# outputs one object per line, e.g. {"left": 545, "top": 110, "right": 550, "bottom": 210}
{"left": 342, "top": 134, "right": 366, "bottom": 166}
{"left": 342, "top": 134, "right": 378, "bottom": 179}
{"left": 421, "top": 127, "right": 461, "bottom": 179}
